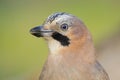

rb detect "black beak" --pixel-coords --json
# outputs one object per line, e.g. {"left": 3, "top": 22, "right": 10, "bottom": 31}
{"left": 30, "top": 26, "right": 43, "bottom": 37}
{"left": 30, "top": 26, "right": 53, "bottom": 37}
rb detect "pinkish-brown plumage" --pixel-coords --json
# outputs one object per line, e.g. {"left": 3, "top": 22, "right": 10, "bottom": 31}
{"left": 30, "top": 12, "right": 110, "bottom": 80}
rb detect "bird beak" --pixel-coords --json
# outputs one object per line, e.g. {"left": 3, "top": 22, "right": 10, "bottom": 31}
{"left": 30, "top": 26, "right": 53, "bottom": 37}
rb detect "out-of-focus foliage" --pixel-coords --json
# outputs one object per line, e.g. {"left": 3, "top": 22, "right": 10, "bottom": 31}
{"left": 0, "top": 0, "right": 120, "bottom": 80}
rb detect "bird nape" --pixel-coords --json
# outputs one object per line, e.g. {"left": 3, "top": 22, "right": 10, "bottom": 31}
{"left": 30, "top": 12, "right": 110, "bottom": 80}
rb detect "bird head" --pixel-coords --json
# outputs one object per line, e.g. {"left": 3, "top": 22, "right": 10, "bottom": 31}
{"left": 29, "top": 13, "right": 109, "bottom": 80}
{"left": 30, "top": 12, "right": 95, "bottom": 60}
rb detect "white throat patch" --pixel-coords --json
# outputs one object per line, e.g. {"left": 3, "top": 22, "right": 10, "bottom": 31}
{"left": 48, "top": 39, "right": 63, "bottom": 55}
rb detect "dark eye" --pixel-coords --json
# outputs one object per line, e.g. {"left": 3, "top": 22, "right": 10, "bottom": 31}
{"left": 60, "top": 23, "right": 68, "bottom": 31}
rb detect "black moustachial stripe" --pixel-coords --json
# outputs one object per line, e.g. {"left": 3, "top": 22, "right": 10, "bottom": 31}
{"left": 47, "top": 12, "right": 65, "bottom": 23}
{"left": 52, "top": 32, "right": 70, "bottom": 46}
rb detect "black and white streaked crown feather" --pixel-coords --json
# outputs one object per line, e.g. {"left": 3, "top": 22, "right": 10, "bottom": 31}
{"left": 46, "top": 12, "right": 67, "bottom": 23}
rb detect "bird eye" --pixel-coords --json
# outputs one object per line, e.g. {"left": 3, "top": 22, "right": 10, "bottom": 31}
{"left": 60, "top": 23, "right": 68, "bottom": 31}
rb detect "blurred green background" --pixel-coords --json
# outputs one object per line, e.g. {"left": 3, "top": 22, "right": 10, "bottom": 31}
{"left": 0, "top": 0, "right": 120, "bottom": 80}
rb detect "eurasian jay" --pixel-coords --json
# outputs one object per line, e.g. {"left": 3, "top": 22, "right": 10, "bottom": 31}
{"left": 30, "top": 12, "right": 109, "bottom": 80}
